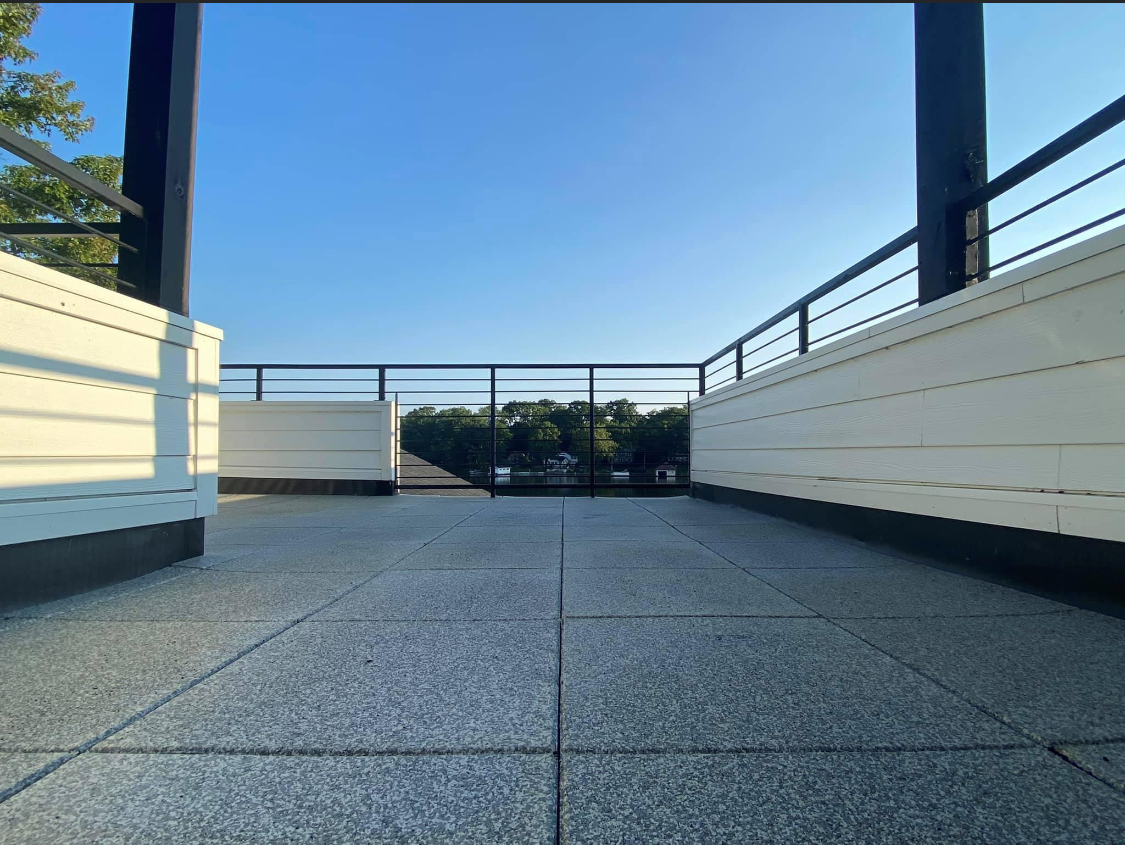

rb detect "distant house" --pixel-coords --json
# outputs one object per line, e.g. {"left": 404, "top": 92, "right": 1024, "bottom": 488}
{"left": 655, "top": 463, "right": 677, "bottom": 481}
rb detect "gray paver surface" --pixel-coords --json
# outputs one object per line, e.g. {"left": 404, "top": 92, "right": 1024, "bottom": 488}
{"left": 2, "top": 493, "right": 1122, "bottom": 843}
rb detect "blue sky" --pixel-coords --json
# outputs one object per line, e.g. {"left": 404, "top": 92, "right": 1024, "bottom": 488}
{"left": 20, "top": 3, "right": 1125, "bottom": 369}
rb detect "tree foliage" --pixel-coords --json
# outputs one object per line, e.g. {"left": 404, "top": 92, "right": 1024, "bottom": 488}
{"left": 401, "top": 397, "right": 689, "bottom": 481}
{"left": 0, "top": 3, "right": 121, "bottom": 287}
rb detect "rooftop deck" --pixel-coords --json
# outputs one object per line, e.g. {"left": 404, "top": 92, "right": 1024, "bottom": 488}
{"left": 2, "top": 493, "right": 1124, "bottom": 842}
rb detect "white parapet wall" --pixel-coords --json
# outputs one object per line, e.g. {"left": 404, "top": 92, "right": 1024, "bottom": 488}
{"left": 0, "top": 253, "right": 222, "bottom": 547}
{"left": 691, "top": 225, "right": 1125, "bottom": 544}
{"left": 218, "top": 401, "right": 397, "bottom": 489}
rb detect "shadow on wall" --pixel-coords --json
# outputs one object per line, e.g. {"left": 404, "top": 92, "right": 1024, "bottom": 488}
{"left": 0, "top": 293, "right": 218, "bottom": 606}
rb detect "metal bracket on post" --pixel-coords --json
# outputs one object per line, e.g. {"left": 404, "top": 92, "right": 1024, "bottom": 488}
{"left": 255, "top": 367, "right": 264, "bottom": 401}
{"left": 798, "top": 304, "right": 809, "bottom": 354}
{"left": 490, "top": 368, "right": 497, "bottom": 499}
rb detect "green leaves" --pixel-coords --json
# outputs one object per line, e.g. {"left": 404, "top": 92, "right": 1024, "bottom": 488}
{"left": 0, "top": 3, "right": 121, "bottom": 288}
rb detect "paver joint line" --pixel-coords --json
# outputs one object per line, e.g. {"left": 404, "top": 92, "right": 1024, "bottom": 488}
{"left": 0, "top": 502, "right": 485, "bottom": 808}
{"left": 5, "top": 494, "right": 1124, "bottom": 840}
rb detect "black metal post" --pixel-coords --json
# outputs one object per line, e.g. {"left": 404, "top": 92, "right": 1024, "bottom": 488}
{"left": 735, "top": 342, "right": 744, "bottom": 380}
{"left": 914, "top": 3, "right": 988, "bottom": 305}
{"left": 119, "top": 3, "right": 202, "bottom": 316}
{"left": 588, "top": 367, "right": 596, "bottom": 498}
{"left": 490, "top": 368, "right": 497, "bottom": 499}
{"left": 798, "top": 304, "right": 810, "bottom": 354}
{"left": 378, "top": 368, "right": 386, "bottom": 401}
{"left": 698, "top": 366, "right": 706, "bottom": 397}
{"left": 254, "top": 367, "right": 264, "bottom": 401}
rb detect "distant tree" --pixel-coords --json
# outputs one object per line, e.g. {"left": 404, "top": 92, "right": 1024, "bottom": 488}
{"left": 527, "top": 420, "right": 561, "bottom": 463}
{"left": 0, "top": 3, "right": 122, "bottom": 287}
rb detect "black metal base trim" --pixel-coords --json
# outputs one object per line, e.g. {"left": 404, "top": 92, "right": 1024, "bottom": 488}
{"left": 218, "top": 477, "right": 394, "bottom": 496}
{"left": 692, "top": 481, "right": 1125, "bottom": 617}
{"left": 1, "top": 518, "right": 204, "bottom": 614}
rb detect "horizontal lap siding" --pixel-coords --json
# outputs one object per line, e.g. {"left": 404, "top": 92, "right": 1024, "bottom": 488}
{"left": 0, "top": 253, "right": 222, "bottom": 542}
{"left": 691, "top": 226, "right": 1125, "bottom": 542}
{"left": 218, "top": 402, "right": 394, "bottom": 481}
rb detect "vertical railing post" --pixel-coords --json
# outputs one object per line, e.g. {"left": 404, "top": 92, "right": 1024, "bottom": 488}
{"left": 914, "top": 3, "right": 988, "bottom": 304}
{"left": 490, "top": 367, "right": 497, "bottom": 499}
{"left": 798, "top": 303, "right": 809, "bottom": 354}
{"left": 698, "top": 365, "right": 706, "bottom": 397}
{"left": 119, "top": 3, "right": 202, "bottom": 316}
{"left": 254, "top": 367, "right": 264, "bottom": 401}
{"left": 378, "top": 367, "right": 386, "bottom": 401}
{"left": 735, "top": 342, "right": 744, "bottom": 380}
{"left": 588, "top": 367, "right": 596, "bottom": 499}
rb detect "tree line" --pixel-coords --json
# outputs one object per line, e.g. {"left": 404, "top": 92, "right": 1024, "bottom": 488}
{"left": 400, "top": 398, "right": 688, "bottom": 475}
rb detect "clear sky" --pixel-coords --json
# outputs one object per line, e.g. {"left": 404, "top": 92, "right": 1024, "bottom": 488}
{"left": 20, "top": 3, "right": 1125, "bottom": 367}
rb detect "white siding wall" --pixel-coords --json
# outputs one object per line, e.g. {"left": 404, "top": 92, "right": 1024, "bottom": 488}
{"left": 691, "top": 226, "right": 1125, "bottom": 543}
{"left": 0, "top": 253, "right": 222, "bottom": 546}
{"left": 219, "top": 402, "right": 396, "bottom": 481}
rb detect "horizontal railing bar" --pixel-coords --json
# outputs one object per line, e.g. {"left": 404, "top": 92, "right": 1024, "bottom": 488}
{"left": 706, "top": 358, "right": 737, "bottom": 378}
{"left": 221, "top": 363, "right": 698, "bottom": 370}
{"left": 0, "top": 231, "right": 135, "bottom": 289}
{"left": 808, "top": 265, "right": 918, "bottom": 324}
{"left": 809, "top": 298, "right": 919, "bottom": 346}
{"left": 978, "top": 206, "right": 1125, "bottom": 277}
{"left": 971, "top": 156, "right": 1125, "bottom": 244}
{"left": 956, "top": 93, "right": 1125, "bottom": 215}
{"left": 0, "top": 221, "right": 122, "bottom": 237}
{"left": 743, "top": 346, "right": 800, "bottom": 375}
{"left": 0, "top": 204, "right": 135, "bottom": 252}
{"left": 701, "top": 226, "right": 917, "bottom": 367}
{"left": 741, "top": 325, "right": 799, "bottom": 360}
{"left": 0, "top": 124, "right": 144, "bottom": 219}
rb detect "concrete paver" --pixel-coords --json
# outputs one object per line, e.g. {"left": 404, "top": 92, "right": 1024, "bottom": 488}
{"left": 1, "top": 493, "right": 1122, "bottom": 842}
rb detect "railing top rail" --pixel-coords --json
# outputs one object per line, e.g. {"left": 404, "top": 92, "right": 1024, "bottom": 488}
{"left": 701, "top": 227, "right": 917, "bottom": 367}
{"left": 955, "top": 93, "right": 1125, "bottom": 216}
{"left": 221, "top": 362, "right": 700, "bottom": 370}
{"left": 0, "top": 123, "right": 144, "bottom": 219}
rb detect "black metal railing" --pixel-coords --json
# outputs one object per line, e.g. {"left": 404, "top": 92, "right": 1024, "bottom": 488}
{"left": 220, "top": 363, "right": 697, "bottom": 497}
{"left": 699, "top": 93, "right": 1125, "bottom": 395}
{"left": 0, "top": 5, "right": 200, "bottom": 316}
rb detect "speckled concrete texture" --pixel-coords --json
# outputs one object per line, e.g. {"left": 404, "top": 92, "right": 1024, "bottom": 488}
{"left": 206, "top": 541, "right": 424, "bottom": 573}
{"left": 0, "top": 752, "right": 556, "bottom": 844}
{"left": 839, "top": 611, "right": 1125, "bottom": 743}
{"left": 562, "top": 524, "right": 685, "bottom": 541}
{"left": 31, "top": 571, "right": 367, "bottom": 621}
{"left": 757, "top": 565, "right": 1070, "bottom": 618}
{"left": 563, "top": 568, "right": 811, "bottom": 617}
{"left": 562, "top": 617, "right": 1025, "bottom": 751}
{"left": 315, "top": 569, "right": 560, "bottom": 620}
{"left": 2, "top": 493, "right": 1121, "bottom": 842}
{"left": 102, "top": 621, "right": 558, "bottom": 754}
{"left": 703, "top": 538, "right": 904, "bottom": 569}
{"left": 0, "top": 754, "right": 66, "bottom": 799}
{"left": 0, "top": 619, "right": 280, "bottom": 750}
{"left": 562, "top": 748, "right": 1125, "bottom": 843}
{"left": 1058, "top": 741, "right": 1125, "bottom": 791}
{"left": 675, "top": 522, "right": 822, "bottom": 542}
{"left": 435, "top": 526, "right": 561, "bottom": 544}
{"left": 395, "top": 541, "right": 562, "bottom": 570}
{"left": 563, "top": 539, "right": 732, "bottom": 569}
